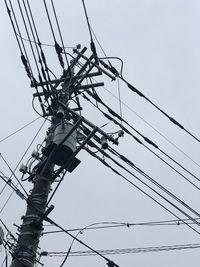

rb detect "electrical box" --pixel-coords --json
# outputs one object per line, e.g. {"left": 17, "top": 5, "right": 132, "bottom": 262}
{"left": 43, "top": 122, "right": 81, "bottom": 171}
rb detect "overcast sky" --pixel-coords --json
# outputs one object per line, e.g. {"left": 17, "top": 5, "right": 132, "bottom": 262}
{"left": 1, "top": 1, "right": 200, "bottom": 267}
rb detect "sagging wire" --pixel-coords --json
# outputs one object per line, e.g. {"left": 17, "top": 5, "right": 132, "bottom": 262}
{"left": 55, "top": 221, "right": 129, "bottom": 266}
{"left": 41, "top": 217, "right": 200, "bottom": 236}
{"left": 84, "top": 146, "right": 200, "bottom": 236}
{"left": 45, "top": 242, "right": 200, "bottom": 257}
{"left": 85, "top": 137, "right": 200, "bottom": 227}
{"left": 43, "top": 216, "right": 120, "bottom": 267}
{"left": 16, "top": 33, "right": 75, "bottom": 49}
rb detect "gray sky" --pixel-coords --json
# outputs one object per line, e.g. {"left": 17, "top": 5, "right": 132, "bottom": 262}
{"left": 0, "top": 1, "right": 200, "bottom": 266}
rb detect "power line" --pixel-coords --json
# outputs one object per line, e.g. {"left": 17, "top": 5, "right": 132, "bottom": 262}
{"left": 121, "top": 77, "right": 200, "bottom": 144}
{"left": 16, "top": 33, "right": 74, "bottom": 49}
{"left": 86, "top": 138, "right": 200, "bottom": 225}
{"left": 47, "top": 242, "right": 200, "bottom": 257}
{"left": 82, "top": 92, "right": 200, "bottom": 191}
{"left": 45, "top": 216, "right": 120, "bottom": 267}
{"left": 0, "top": 117, "right": 40, "bottom": 143}
{"left": 0, "top": 119, "right": 47, "bottom": 215}
{"left": 42, "top": 217, "right": 200, "bottom": 235}
{"left": 50, "top": 0, "right": 70, "bottom": 68}
{"left": 5, "top": 0, "right": 33, "bottom": 80}
{"left": 99, "top": 80, "right": 200, "bottom": 169}
{"left": 81, "top": 0, "right": 98, "bottom": 61}
{"left": 84, "top": 147, "right": 200, "bottom": 236}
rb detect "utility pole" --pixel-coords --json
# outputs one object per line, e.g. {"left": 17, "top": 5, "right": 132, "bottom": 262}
{"left": 10, "top": 164, "right": 53, "bottom": 267}
{"left": 5, "top": 3, "right": 120, "bottom": 266}
{"left": 8, "top": 44, "right": 119, "bottom": 266}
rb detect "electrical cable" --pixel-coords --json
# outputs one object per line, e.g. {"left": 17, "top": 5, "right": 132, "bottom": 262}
{"left": 98, "top": 56, "right": 124, "bottom": 77}
{"left": 16, "top": 33, "right": 75, "bottom": 49}
{"left": 71, "top": 51, "right": 200, "bottom": 172}
{"left": 0, "top": 166, "right": 121, "bottom": 267}
{"left": 98, "top": 80, "right": 200, "bottom": 169}
{"left": 50, "top": 0, "right": 70, "bottom": 68}
{"left": 81, "top": 0, "right": 98, "bottom": 61}
{"left": 117, "top": 77, "right": 123, "bottom": 124}
{"left": 98, "top": 57, "right": 200, "bottom": 143}
{"left": 0, "top": 174, "right": 21, "bottom": 199}
{"left": 25, "top": 0, "right": 55, "bottom": 105}
{"left": 81, "top": 0, "right": 93, "bottom": 45}
{"left": 0, "top": 117, "right": 40, "bottom": 143}
{"left": 84, "top": 91, "right": 200, "bottom": 189}
{"left": 46, "top": 169, "right": 67, "bottom": 206}
{"left": 0, "top": 183, "right": 8, "bottom": 198}
{"left": 120, "top": 77, "right": 200, "bottom": 144}
{"left": 84, "top": 147, "right": 200, "bottom": 236}
{"left": 44, "top": 216, "right": 120, "bottom": 267}
{"left": 0, "top": 154, "right": 28, "bottom": 197}
{"left": 24, "top": 0, "right": 54, "bottom": 109}
{"left": 0, "top": 119, "right": 47, "bottom": 215}
{"left": 43, "top": 0, "right": 57, "bottom": 42}
{"left": 5, "top": 0, "right": 34, "bottom": 80}
{"left": 90, "top": 28, "right": 111, "bottom": 65}
{"left": 0, "top": 256, "right": 7, "bottom": 267}
{"left": 47, "top": 242, "right": 200, "bottom": 257}
{"left": 58, "top": 221, "right": 126, "bottom": 266}
{"left": 86, "top": 138, "right": 200, "bottom": 226}
{"left": 4, "top": 0, "right": 22, "bottom": 54}
{"left": 17, "top": 0, "right": 41, "bottom": 78}
{"left": 1, "top": 243, "right": 8, "bottom": 267}
{"left": 42, "top": 217, "right": 200, "bottom": 235}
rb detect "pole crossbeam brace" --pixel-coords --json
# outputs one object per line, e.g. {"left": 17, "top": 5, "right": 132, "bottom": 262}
{"left": 31, "top": 71, "right": 102, "bottom": 89}
{"left": 33, "top": 82, "right": 104, "bottom": 98}
{"left": 73, "top": 49, "right": 116, "bottom": 81}
{"left": 75, "top": 82, "right": 104, "bottom": 91}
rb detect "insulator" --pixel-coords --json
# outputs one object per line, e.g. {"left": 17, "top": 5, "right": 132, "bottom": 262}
{"left": 118, "top": 130, "right": 124, "bottom": 137}
{"left": 100, "top": 136, "right": 108, "bottom": 150}
{"left": 19, "top": 164, "right": 28, "bottom": 174}
{"left": 56, "top": 106, "right": 65, "bottom": 119}
{"left": 31, "top": 150, "right": 40, "bottom": 159}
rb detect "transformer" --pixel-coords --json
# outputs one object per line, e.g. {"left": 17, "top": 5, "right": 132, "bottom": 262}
{"left": 43, "top": 122, "right": 81, "bottom": 172}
